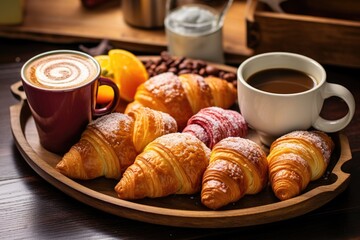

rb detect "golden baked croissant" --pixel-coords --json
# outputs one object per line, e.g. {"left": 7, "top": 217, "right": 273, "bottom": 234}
{"left": 124, "top": 72, "right": 237, "bottom": 130}
{"left": 201, "top": 137, "right": 268, "bottom": 210}
{"left": 127, "top": 106, "right": 178, "bottom": 153}
{"left": 56, "top": 107, "right": 177, "bottom": 180}
{"left": 115, "top": 133, "right": 210, "bottom": 200}
{"left": 55, "top": 113, "right": 136, "bottom": 180}
{"left": 267, "top": 130, "right": 334, "bottom": 201}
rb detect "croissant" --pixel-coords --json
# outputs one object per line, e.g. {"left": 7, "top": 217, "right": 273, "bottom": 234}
{"left": 267, "top": 130, "right": 334, "bottom": 201}
{"left": 124, "top": 72, "right": 237, "bottom": 130}
{"left": 182, "top": 107, "right": 248, "bottom": 149}
{"left": 127, "top": 106, "right": 178, "bottom": 153}
{"left": 115, "top": 133, "right": 211, "bottom": 200}
{"left": 56, "top": 107, "right": 177, "bottom": 180}
{"left": 201, "top": 137, "right": 268, "bottom": 210}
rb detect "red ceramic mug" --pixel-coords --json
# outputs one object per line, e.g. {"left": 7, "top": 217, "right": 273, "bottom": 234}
{"left": 21, "top": 50, "right": 120, "bottom": 154}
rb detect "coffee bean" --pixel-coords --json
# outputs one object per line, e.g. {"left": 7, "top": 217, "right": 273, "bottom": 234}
{"left": 205, "top": 65, "right": 220, "bottom": 76}
{"left": 144, "top": 60, "right": 153, "bottom": 68}
{"left": 192, "top": 69, "right": 199, "bottom": 74}
{"left": 149, "top": 64, "right": 157, "bottom": 70}
{"left": 178, "top": 62, "right": 188, "bottom": 70}
{"left": 142, "top": 51, "right": 236, "bottom": 86}
{"left": 170, "top": 59, "right": 180, "bottom": 68}
{"left": 178, "top": 69, "right": 192, "bottom": 74}
{"left": 223, "top": 72, "right": 237, "bottom": 81}
{"left": 155, "top": 63, "right": 167, "bottom": 74}
{"left": 165, "top": 58, "right": 175, "bottom": 66}
{"left": 192, "top": 61, "right": 201, "bottom": 70}
{"left": 199, "top": 68, "right": 206, "bottom": 76}
{"left": 168, "top": 67, "right": 178, "bottom": 73}
{"left": 218, "top": 71, "right": 225, "bottom": 79}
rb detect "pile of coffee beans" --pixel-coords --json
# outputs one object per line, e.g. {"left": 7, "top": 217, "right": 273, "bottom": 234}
{"left": 142, "top": 51, "right": 237, "bottom": 87}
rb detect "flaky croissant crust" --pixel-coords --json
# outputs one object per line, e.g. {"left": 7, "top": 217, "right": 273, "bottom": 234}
{"left": 125, "top": 72, "right": 237, "bottom": 130}
{"left": 127, "top": 106, "right": 178, "bottom": 153}
{"left": 201, "top": 137, "right": 268, "bottom": 210}
{"left": 56, "top": 113, "right": 136, "bottom": 179}
{"left": 125, "top": 72, "right": 193, "bottom": 130}
{"left": 115, "top": 133, "right": 210, "bottom": 200}
{"left": 56, "top": 108, "right": 178, "bottom": 180}
{"left": 267, "top": 130, "right": 334, "bottom": 201}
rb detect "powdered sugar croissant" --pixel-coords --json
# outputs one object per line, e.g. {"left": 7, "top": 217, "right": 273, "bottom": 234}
{"left": 125, "top": 72, "right": 237, "bottom": 130}
{"left": 115, "top": 133, "right": 210, "bottom": 200}
{"left": 201, "top": 137, "right": 268, "bottom": 210}
{"left": 267, "top": 130, "right": 334, "bottom": 201}
{"left": 56, "top": 107, "right": 177, "bottom": 180}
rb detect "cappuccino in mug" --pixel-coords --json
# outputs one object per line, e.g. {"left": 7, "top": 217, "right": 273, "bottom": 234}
{"left": 24, "top": 53, "right": 99, "bottom": 89}
{"left": 21, "top": 50, "right": 120, "bottom": 153}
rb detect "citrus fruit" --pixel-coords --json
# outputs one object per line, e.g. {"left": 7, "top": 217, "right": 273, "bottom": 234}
{"left": 96, "top": 85, "right": 115, "bottom": 105}
{"left": 94, "top": 55, "right": 116, "bottom": 104}
{"left": 109, "top": 49, "right": 148, "bottom": 101}
{"left": 94, "top": 55, "right": 114, "bottom": 79}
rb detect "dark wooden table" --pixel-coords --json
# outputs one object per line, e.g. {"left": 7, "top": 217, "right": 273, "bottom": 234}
{"left": 1, "top": 38, "right": 359, "bottom": 239}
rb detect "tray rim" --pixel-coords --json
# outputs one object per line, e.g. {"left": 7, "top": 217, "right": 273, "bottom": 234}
{"left": 9, "top": 62, "right": 353, "bottom": 228}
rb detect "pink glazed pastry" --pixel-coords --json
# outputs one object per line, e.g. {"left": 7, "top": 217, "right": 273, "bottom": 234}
{"left": 182, "top": 107, "right": 248, "bottom": 149}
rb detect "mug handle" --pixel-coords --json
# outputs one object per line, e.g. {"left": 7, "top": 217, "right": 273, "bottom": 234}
{"left": 313, "top": 82, "right": 355, "bottom": 132}
{"left": 93, "top": 77, "right": 120, "bottom": 117}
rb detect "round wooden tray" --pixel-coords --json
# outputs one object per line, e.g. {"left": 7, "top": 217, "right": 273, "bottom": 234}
{"left": 10, "top": 67, "right": 352, "bottom": 228}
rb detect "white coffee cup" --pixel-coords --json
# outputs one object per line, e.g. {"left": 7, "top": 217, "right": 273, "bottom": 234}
{"left": 237, "top": 52, "right": 355, "bottom": 146}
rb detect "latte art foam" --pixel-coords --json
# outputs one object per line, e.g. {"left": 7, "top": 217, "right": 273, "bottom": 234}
{"left": 26, "top": 53, "right": 98, "bottom": 89}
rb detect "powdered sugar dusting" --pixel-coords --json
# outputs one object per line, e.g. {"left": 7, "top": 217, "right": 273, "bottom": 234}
{"left": 151, "top": 132, "right": 210, "bottom": 155}
{"left": 89, "top": 113, "right": 133, "bottom": 140}
{"left": 217, "top": 137, "right": 266, "bottom": 166}
{"left": 278, "top": 131, "right": 334, "bottom": 164}
{"left": 144, "top": 72, "right": 184, "bottom": 104}
{"left": 158, "top": 110, "right": 178, "bottom": 133}
{"left": 182, "top": 107, "right": 248, "bottom": 148}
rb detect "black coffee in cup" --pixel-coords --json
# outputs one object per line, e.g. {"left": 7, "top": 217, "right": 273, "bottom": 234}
{"left": 247, "top": 68, "right": 316, "bottom": 94}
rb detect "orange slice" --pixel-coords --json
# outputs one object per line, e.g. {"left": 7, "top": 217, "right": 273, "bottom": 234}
{"left": 109, "top": 49, "right": 148, "bottom": 101}
{"left": 94, "top": 55, "right": 114, "bottom": 79}
{"left": 96, "top": 85, "right": 115, "bottom": 105}
{"left": 94, "top": 55, "right": 116, "bottom": 104}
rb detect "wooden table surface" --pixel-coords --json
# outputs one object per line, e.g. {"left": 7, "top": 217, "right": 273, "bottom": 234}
{"left": 1, "top": 37, "right": 360, "bottom": 239}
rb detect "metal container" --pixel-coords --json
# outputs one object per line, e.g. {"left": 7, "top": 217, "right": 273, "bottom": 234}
{"left": 122, "top": 0, "right": 167, "bottom": 28}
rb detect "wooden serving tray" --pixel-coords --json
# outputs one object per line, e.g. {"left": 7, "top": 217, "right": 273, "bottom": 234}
{"left": 10, "top": 64, "right": 352, "bottom": 228}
